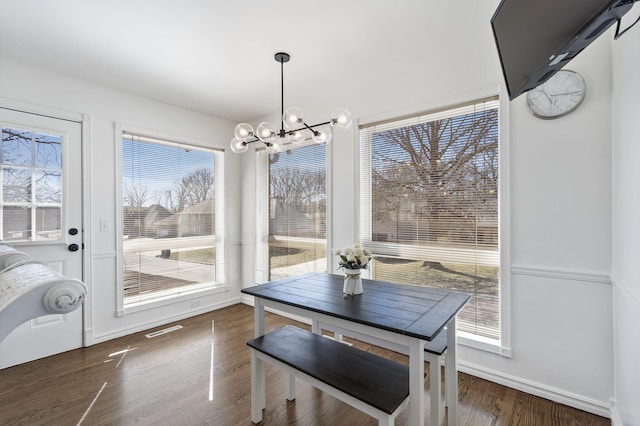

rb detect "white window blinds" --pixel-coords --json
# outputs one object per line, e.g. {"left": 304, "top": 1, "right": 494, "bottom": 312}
{"left": 120, "top": 132, "right": 224, "bottom": 306}
{"left": 360, "top": 98, "right": 500, "bottom": 340}
{"left": 256, "top": 141, "right": 327, "bottom": 283}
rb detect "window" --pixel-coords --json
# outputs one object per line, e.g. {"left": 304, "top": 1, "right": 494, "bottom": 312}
{"left": 119, "top": 131, "right": 224, "bottom": 307}
{"left": 255, "top": 142, "right": 327, "bottom": 283}
{"left": 360, "top": 98, "right": 501, "bottom": 341}
{"left": 1, "top": 127, "right": 62, "bottom": 242}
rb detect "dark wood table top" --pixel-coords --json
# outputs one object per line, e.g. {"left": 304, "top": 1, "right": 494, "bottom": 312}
{"left": 242, "top": 272, "right": 471, "bottom": 341}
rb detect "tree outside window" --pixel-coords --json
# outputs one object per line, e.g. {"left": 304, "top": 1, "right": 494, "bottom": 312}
{"left": 361, "top": 99, "right": 500, "bottom": 340}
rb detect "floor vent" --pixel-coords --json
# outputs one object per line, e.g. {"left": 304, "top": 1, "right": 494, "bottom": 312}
{"left": 145, "top": 325, "right": 183, "bottom": 339}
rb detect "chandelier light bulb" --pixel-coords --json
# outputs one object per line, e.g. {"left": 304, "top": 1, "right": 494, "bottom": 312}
{"left": 330, "top": 107, "right": 353, "bottom": 129}
{"left": 256, "top": 122, "right": 277, "bottom": 143}
{"left": 283, "top": 107, "right": 304, "bottom": 130}
{"left": 234, "top": 123, "right": 254, "bottom": 142}
{"left": 266, "top": 139, "right": 281, "bottom": 154}
{"left": 312, "top": 128, "right": 332, "bottom": 144}
{"left": 289, "top": 130, "right": 304, "bottom": 141}
{"left": 230, "top": 137, "right": 248, "bottom": 154}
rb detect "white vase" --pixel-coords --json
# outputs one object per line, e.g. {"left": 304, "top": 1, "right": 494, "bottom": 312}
{"left": 343, "top": 268, "right": 363, "bottom": 295}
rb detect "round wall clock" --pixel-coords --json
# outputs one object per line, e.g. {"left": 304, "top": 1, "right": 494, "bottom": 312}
{"left": 526, "top": 70, "right": 586, "bottom": 119}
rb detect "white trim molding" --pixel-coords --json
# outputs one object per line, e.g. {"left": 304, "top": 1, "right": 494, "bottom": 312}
{"left": 81, "top": 113, "right": 93, "bottom": 348}
{"left": 93, "top": 298, "right": 242, "bottom": 344}
{"left": 0, "top": 97, "right": 83, "bottom": 123}
{"left": 511, "top": 265, "right": 611, "bottom": 285}
{"left": 610, "top": 398, "right": 623, "bottom": 426}
{"left": 459, "top": 361, "right": 611, "bottom": 418}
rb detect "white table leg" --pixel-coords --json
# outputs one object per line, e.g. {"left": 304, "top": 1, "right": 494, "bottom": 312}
{"left": 250, "top": 350, "right": 264, "bottom": 423}
{"left": 254, "top": 298, "right": 265, "bottom": 338}
{"left": 445, "top": 316, "right": 458, "bottom": 425}
{"left": 254, "top": 299, "right": 266, "bottom": 410}
{"left": 409, "top": 338, "right": 425, "bottom": 426}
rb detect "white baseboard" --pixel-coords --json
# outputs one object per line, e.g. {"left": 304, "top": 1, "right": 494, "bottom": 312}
{"left": 83, "top": 328, "right": 94, "bottom": 346}
{"left": 91, "top": 297, "right": 242, "bottom": 344}
{"left": 610, "top": 398, "right": 623, "bottom": 426}
{"left": 459, "top": 361, "right": 610, "bottom": 418}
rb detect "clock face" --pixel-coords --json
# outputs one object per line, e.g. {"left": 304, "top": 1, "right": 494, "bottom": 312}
{"left": 526, "top": 70, "right": 586, "bottom": 119}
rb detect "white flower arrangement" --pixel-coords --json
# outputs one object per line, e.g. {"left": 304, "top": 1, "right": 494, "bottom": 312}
{"left": 332, "top": 243, "right": 372, "bottom": 271}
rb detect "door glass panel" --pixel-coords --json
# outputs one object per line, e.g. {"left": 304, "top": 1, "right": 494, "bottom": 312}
{"left": 36, "top": 207, "right": 61, "bottom": 240}
{"left": 1, "top": 126, "right": 63, "bottom": 242}
{"left": 3, "top": 206, "right": 31, "bottom": 241}
{"left": 35, "top": 133, "right": 62, "bottom": 167}
{"left": 35, "top": 170, "right": 61, "bottom": 202}
{"left": 2, "top": 128, "right": 32, "bottom": 166}
{"left": 3, "top": 168, "right": 31, "bottom": 202}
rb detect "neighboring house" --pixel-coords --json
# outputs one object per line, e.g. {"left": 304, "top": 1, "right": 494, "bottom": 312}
{"left": 152, "top": 199, "right": 215, "bottom": 238}
{"left": 270, "top": 199, "right": 325, "bottom": 238}
{"left": 122, "top": 204, "right": 173, "bottom": 238}
{"left": 144, "top": 205, "right": 173, "bottom": 237}
{"left": 176, "top": 198, "right": 214, "bottom": 237}
{"left": 152, "top": 212, "right": 178, "bottom": 238}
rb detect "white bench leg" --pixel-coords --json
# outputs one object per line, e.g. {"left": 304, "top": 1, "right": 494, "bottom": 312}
{"left": 426, "top": 352, "right": 442, "bottom": 426}
{"left": 285, "top": 373, "right": 296, "bottom": 401}
{"left": 409, "top": 338, "right": 425, "bottom": 426}
{"left": 251, "top": 350, "right": 265, "bottom": 423}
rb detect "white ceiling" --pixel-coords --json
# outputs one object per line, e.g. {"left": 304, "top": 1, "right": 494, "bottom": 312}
{"left": 0, "top": 0, "right": 500, "bottom": 122}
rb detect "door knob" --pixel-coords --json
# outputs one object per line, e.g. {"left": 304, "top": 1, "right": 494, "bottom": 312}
{"left": 68, "top": 243, "right": 79, "bottom": 252}
{"left": 68, "top": 228, "right": 78, "bottom": 235}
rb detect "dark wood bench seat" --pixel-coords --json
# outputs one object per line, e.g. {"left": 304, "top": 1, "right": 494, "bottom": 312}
{"left": 247, "top": 325, "right": 410, "bottom": 425}
{"left": 314, "top": 320, "right": 448, "bottom": 425}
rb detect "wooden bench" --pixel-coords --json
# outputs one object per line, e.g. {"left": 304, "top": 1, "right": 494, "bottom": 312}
{"left": 247, "top": 325, "right": 410, "bottom": 425}
{"left": 314, "top": 321, "right": 448, "bottom": 425}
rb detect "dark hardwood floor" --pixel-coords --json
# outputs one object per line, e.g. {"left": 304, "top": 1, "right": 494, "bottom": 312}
{"left": 0, "top": 304, "right": 611, "bottom": 425}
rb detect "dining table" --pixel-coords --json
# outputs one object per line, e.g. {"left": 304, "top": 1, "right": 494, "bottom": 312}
{"left": 241, "top": 272, "right": 471, "bottom": 425}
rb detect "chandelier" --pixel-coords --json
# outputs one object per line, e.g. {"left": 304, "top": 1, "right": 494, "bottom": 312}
{"left": 230, "top": 52, "right": 353, "bottom": 154}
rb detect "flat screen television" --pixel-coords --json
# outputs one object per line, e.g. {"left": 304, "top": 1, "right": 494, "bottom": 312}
{"left": 491, "top": 0, "right": 636, "bottom": 100}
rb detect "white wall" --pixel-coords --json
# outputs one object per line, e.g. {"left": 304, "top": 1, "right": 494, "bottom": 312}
{"left": 611, "top": 23, "right": 640, "bottom": 426}
{"left": 237, "top": 2, "right": 616, "bottom": 417}
{"left": 0, "top": 0, "right": 622, "bottom": 418}
{"left": 0, "top": 57, "right": 243, "bottom": 344}
{"left": 481, "top": 30, "right": 614, "bottom": 415}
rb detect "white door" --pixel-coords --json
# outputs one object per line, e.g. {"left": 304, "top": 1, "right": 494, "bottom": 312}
{"left": 0, "top": 107, "right": 84, "bottom": 369}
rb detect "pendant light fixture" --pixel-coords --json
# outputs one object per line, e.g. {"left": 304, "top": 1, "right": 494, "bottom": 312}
{"left": 230, "top": 52, "right": 353, "bottom": 154}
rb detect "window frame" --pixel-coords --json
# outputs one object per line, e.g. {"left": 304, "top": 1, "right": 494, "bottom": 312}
{"left": 357, "top": 94, "right": 511, "bottom": 356}
{"left": 114, "top": 123, "right": 226, "bottom": 316}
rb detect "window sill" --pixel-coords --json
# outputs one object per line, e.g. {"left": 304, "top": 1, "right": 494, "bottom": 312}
{"left": 118, "top": 284, "right": 228, "bottom": 316}
{"left": 458, "top": 331, "right": 511, "bottom": 357}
